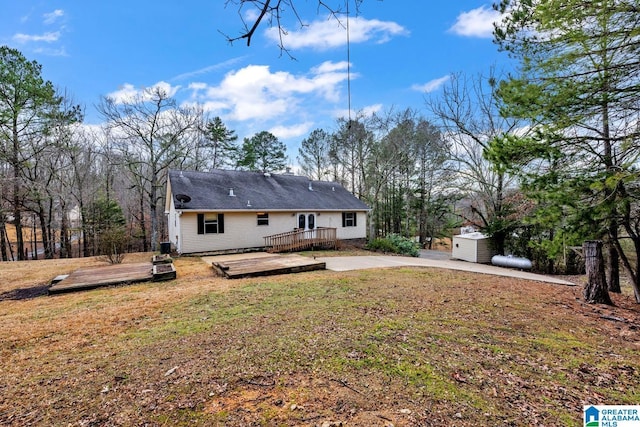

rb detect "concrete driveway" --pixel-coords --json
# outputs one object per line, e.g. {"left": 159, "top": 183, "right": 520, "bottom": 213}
{"left": 316, "top": 250, "right": 575, "bottom": 286}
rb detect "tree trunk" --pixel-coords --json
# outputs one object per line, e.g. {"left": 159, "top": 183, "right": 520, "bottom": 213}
{"left": 0, "top": 218, "right": 8, "bottom": 261}
{"left": 38, "top": 208, "right": 52, "bottom": 259}
{"left": 583, "top": 240, "right": 613, "bottom": 305}
{"left": 80, "top": 200, "right": 88, "bottom": 257}
{"left": 13, "top": 191, "right": 25, "bottom": 261}
{"left": 60, "top": 202, "right": 70, "bottom": 258}
{"left": 150, "top": 173, "right": 158, "bottom": 252}
{"left": 606, "top": 240, "right": 620, "bottom": 293}
{"left": 46, "top": 197, "right": 55, "bottom": 258}
{"left": 31, "top": 214, "right": 38, "bottom": 260}
{"left": 612, "top": 237, "right": 640, "bottom": 303}
{"left": 139, "top": 193, "right": 148, "bottom": 252}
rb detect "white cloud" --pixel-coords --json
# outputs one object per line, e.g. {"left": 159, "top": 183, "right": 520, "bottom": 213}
{"left": 33, "top": 46, "right": 68, "bottom": 57}
{"left": 107, "top": 84, "right": 139, "bottom": 104}
{"left": 188, "top": 62, "right": 351, "bottom": 121}
{"left": 188, "top": 82, "right": 208, "bottom": 91}
{"left": 359, "top": 104, "right": 383, "bottom": 117}
{"left": 412, "top": 75, "right": 450, "bottom": 93}
{"left": 12, "top": 31, "right": 61, "bottom": 44}
{"left": 43, "top": 9, "right": 64, "bottom": 25}
{"left": 269, "top": 122, "right": 314, "bottom": 140}
{"left": 449, "top": 6, "right": 501, "bottom": 38}
{"left": 266, "top": 16, "right": 408, "bottom": 50}
{"left": 106, "top": 81, "right": 181, "bottom": 104}
{"left": 312, "top": 60, "right": 350, "bottom": 74}
{"left": 243, "top": 7, "right": 261, "bottom": 24}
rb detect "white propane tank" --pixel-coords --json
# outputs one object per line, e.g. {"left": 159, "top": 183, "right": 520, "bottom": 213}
{"left": 491, "top": 254, "right": 533, "bottom": 270}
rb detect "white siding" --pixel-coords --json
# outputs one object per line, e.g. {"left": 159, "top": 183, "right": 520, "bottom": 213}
{"left": 167, "top": 198, "right": 183, "bottom": 253}
{"left": 317, "top": 212, "right": 367, "bottom": 240}
{"left": 452, "top": 233, "right": 493, "bottom": 263}
{"left": 475, "top": 239, "right": 493, "bottom": 263}
{"left": 176, "top": 210, "right": 367, "bottom": 254}
{"left": 180, "top": 212, "right": 276, "bottom": 253}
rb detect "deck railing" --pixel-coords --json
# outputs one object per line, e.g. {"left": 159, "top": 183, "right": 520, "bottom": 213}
{"left": 264, "top": 227, "right": 337, "bottom": 253}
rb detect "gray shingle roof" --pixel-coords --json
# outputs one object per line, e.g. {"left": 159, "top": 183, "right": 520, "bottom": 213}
{"left": 168, "top": 169, "right": 370, "bottom": 211}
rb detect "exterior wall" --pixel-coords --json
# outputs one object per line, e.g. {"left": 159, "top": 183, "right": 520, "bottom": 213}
{"left": 452, "top": 236, "right": 476, "bottom": 262}
{"left": 316, "top": 211, "right": 367, "bottom": 240}
{"left": 180, "top": 212, "right": 276, "bottom": 253}
{"left": 175, "top": 210, "right": 368, "bottom": 254}
{"left": 167, "top": 198, "right": 182, "bottom": 252}
{"left": 475, "top": 238, "right": 494, "bottom": 263}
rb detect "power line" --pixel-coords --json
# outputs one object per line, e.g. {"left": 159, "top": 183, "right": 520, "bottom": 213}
{"left": 346, "top": 0, "right": 352, "bottom": 123}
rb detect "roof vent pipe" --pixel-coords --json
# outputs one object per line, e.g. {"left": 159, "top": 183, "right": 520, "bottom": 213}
{"left": 308, "top": 182, "right": 313, "bottom": 191}
{"left": 247, "top": 200, "right": 251, "bottom": 207}
{"left": 229, "top": 188, "right": 235, "bottom": 197}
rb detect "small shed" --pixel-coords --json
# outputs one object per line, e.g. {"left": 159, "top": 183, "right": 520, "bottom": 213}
{"left": 452, "top": 232, "right": 494, "bottom": 263}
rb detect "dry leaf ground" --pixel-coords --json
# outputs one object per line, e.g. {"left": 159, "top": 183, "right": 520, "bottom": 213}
{"left": 0, "top": 253, "right": 639, "bottom": 426}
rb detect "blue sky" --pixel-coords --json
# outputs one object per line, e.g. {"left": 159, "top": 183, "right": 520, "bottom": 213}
{"left": 1, "top": 1, "right": 510, "bottom": 157}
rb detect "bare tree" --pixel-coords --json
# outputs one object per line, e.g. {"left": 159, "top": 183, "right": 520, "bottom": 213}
{"left": 64, "top": 127, "right": 104, "bottom": 257}
{"left": 365, "top": 108, "right": 454, "bottom": 242}
{"left": 330, "top": 116, "right": 374, "bottom": 198}
{"left": 298, "top": 128, "right": 332, "bottom": 180}
{"left": 427, "top": 71, "right": 523, "bottom": 254}
{"left": 97, "top": 86, "right": 202, "bottom": 252}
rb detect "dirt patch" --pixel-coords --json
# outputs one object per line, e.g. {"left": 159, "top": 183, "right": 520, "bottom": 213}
{"left": 0, "top": 284, "right": 50, "bottom": 301}
{"left": 204, "top": 374, "right": 418, "bottom": 426}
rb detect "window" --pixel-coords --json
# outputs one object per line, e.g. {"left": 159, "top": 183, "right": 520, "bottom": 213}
{"left": 197, "top": 213, "right": 225, "bottom": 234}
{"left": 204, "top": 214, "right": 220, "bottom": 233}
{"left": 257, "top": 212, "right": 269, "bottom": 226}
{"left": 342, "top": 212, "right": 357, "bottom": 227}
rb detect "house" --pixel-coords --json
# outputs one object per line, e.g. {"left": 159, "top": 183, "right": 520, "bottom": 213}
{"left": 165, "top": 169, "right": 370, "bottom": 254}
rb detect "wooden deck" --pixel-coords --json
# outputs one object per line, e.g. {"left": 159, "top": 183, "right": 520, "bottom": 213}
{"left": 264, "top": 227, "right": 337, "bottom": 253}
{"left": 49, "top": 262, "right": 154, "bottom": 294}
{"left": 209, "top": 253, "right": 326, "bottom": 279}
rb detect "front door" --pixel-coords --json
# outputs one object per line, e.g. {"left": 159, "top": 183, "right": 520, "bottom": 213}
{"left": 297, "top": 213, "right": 316, "bottom": 238}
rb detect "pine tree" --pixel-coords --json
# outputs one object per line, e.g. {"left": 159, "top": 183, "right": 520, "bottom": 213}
{"left": 494, "top": 0, "right": 640, "bottom": 302}
{"left": 202, "top": 116, "right": 238, "bottom": 170}
{"left": 0, "top": 46, "right": 64, "bottom": 260}
{"left": 236, "top": 131, "right": 287, "bottom": 173}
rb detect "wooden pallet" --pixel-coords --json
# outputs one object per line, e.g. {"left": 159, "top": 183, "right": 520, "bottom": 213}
{"left": 49, "top": 262, "right": 155, "bottom": 294}
{"left": 212, "top": 254, "right": 325, "bottom": 279}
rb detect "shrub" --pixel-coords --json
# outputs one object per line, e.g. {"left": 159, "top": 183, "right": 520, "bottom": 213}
{"left": 98, "top": 227, "right": 129, "bottom": 264}
{"left": 367, "top": 234, "right": 420, "bottom": 257}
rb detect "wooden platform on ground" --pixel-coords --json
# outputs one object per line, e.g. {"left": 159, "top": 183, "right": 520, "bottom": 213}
{"left": 49, "top": 262, "right": 154, "bottom": 294}
{"left": 209, "top": 254, "right": 326, "bottom": 279}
